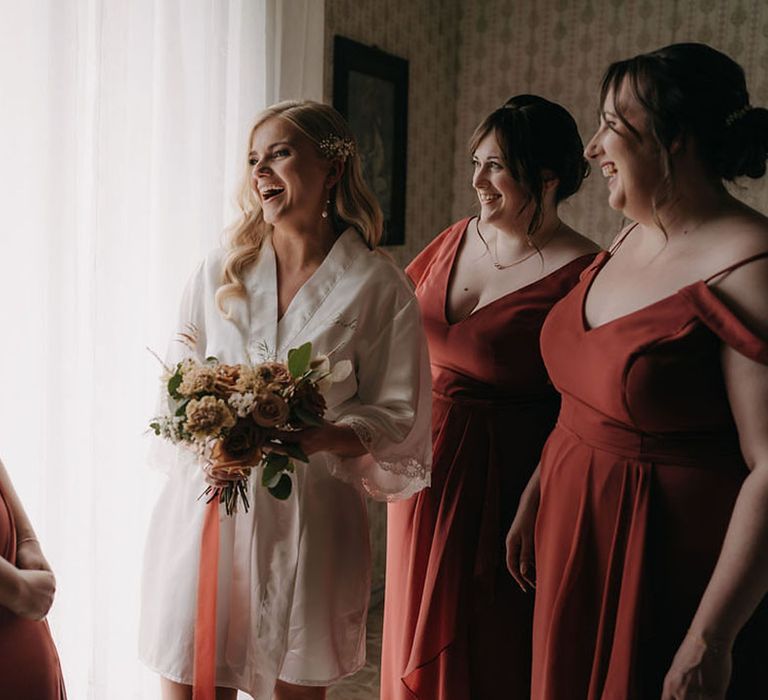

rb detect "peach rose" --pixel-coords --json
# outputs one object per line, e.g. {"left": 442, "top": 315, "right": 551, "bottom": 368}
{"left": 252, "top": 391, "right": 290, "bottom": 428}
{"left": 255, "top": 362, "right": 292, "bottom": 387}
{"left": 214, "top": 418, "right": 266, "bottom": 468}
{"left": 294, "top": 381, "right": 326, "bottom": 419}
{"left": 213, "top": 363, "right": 242, "bottom": 395}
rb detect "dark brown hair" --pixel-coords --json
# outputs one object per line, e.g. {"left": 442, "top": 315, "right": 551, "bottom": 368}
{"left": 601, "top": 43, "right": 768, "bottom": 193}
{"left": 469, "top": 94, "right": 589, "bottom": 240}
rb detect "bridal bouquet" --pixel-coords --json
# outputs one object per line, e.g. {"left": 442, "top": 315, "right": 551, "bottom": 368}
{"left": 150, "top": 339, "right": 350, "bottom": 514}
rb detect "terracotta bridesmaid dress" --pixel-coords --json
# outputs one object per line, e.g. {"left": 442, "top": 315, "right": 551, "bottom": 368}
{"left": 381, "top": 218, "right": 595, "bottom": 699}
{"left": 0, "top": 483, "right": 66, "bottom": 699}
{"left": 533, "top": 243, "right": 768, "bottom": 699}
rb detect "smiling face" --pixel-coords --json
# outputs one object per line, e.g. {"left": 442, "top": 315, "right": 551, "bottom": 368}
{"left": 472, "top": 130, "right": 532, "bottom": 229}
{"left": 249, "top": 117, "right": 332, "bottom": 229}
{"left": 584, "top": 81, "right": 664, "bottom": 221}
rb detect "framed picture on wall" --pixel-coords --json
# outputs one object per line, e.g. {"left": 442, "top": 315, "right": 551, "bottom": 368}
{"left": 332, "top": 35, "right": 408, "bottom": 246}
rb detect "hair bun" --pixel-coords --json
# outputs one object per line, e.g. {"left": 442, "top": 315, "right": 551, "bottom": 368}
{"left": 720, "top": 106, "right": 768, "bottom": 180}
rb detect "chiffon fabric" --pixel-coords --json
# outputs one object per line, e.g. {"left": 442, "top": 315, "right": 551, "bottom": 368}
{"left": 533, "top": 243, "right": 768, "bottom": 699}
{"left": 139, "top": 229, "right": 431, "bottom": 699}
{"left": 0, "top": 484, "right": 66, "bottom": 699}
{"left": 381, "top": 218, "right": 595, "bottom": 699}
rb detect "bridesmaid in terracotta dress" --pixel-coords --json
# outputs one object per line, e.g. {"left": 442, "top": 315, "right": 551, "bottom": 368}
{"left": 381, "top": 95, "right": 599, "bottom": 699}
{"left": 0, "top": 456, "right": 66, "bottom": 698}
{"left": 509, "top": 43, "right": 768, "bottom": 699}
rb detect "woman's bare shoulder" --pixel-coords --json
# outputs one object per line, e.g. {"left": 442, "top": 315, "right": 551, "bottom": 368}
{"left": 707, "top": 209, "right": 768, "bottom": 339}
{"left": 549, "top": 226, "right": 602, "bottom": 259}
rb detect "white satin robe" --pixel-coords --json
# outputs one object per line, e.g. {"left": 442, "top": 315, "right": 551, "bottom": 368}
{"left": 139, "top": 229, "right": 431, "bottom": 697}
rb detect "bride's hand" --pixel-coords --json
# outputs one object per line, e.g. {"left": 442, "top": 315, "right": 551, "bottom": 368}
{"left": 266, "top": 423, "right": 330, "bottom": 458}
{"left": 268, "top": 421, "right": 366, "bottom": 459}
{"left": 204, "top": 440, "right": 254, "bottom": 486}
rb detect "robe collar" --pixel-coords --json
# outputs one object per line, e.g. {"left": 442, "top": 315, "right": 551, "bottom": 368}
{"left": 240, "top": 227, "right": 368, "bottom": 360}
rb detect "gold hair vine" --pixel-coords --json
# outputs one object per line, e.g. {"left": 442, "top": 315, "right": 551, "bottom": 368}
{"left": 318, "top": 135, "right": 356, "bottom": 161}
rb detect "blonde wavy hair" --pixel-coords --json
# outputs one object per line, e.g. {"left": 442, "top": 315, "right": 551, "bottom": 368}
{"left": 215, "top": 100, "right": 384, "bottom": 315}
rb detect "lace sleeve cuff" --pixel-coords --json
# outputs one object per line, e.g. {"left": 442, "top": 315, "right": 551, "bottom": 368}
{"left": 339, "top": 416, "right": 375, "bottom": 450}
{"left": 332, "top": 416, "right": 430, "bottom": 501}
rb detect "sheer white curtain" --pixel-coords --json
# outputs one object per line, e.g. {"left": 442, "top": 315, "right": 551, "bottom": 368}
{"left": 0, "top": 1, "right": 323, "bottom": 697}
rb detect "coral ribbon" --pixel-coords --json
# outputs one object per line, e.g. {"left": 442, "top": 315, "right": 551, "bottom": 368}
{"left": 193, "top": 497, "right": 220, "bottom": 700}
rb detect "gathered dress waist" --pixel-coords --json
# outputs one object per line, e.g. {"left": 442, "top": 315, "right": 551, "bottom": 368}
{"left": 556, "top": 398, "right": 744, "bottom": 468}
{"left": 431, "top": 365, "right": 558, "bottom": 410}
{"left": 432, "top": 389, "right": 557, "bottom": 409}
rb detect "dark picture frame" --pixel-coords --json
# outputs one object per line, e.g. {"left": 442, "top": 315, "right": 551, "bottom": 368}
{"left": 332, "top": 36, "right": 408, "bottom": 246}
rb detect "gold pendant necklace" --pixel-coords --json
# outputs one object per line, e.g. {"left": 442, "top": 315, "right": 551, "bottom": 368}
{"left": 475, "top": 218, "right": 557, "bottom": 270}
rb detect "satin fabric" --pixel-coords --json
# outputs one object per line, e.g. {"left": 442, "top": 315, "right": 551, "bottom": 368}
{"left": 533, "top": 249, "right": 768, "bottom": 699}
{"left": 0, "top": 483, "right": 66, "bottom": 699}
{"left": 140, "top": 229, "right": 431, "bottom": 698}
{"left": 381, "top": 218, "right": 594, "bottom": 699}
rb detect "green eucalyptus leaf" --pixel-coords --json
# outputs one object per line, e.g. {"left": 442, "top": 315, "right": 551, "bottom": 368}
{"left": 287, "top": 342, "right": 312, "bottom": 378}
{"left": 268, "top": 473, "right": 292, "bottom": 500}
{"left": 261, "top": 452, "right": 289, "bottom": 487}
{"left": 168, "top": 371, "right": 183, "bottom": 399}
{"left": 261, "top": 463, "right": 279, "bottom": 487}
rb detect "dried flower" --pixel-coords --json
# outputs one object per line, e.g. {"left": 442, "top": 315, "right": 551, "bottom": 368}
{"left": 149, "top": 340, "right": 328, "bottom": 510}
{"left": 175, "top": 323, "right": 200, "bottom": 351}
{"left": 233, "top": 366, "right": 259, "bottom": 393}
{"left": 179, "top": 365, "right": 217, "bottom": 396}
{"left": 228, "top": 391, "right": 256, "bottom": 418}
{"left": 185, "top": 396, "right": 235, "bottom": 438}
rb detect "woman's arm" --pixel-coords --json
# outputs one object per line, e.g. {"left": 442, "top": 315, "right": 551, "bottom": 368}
{"left": 0, "top": 556, "right": 56, "bottom": 619}
{"left": 0, "top": 457, "right": 52, "bottom": 573}
{"left": 663, "top": 261, "right": 768, "bottom": 700}
{"left": 273, "top": 421, "right": 366, "bottom": 459}
{"left": 0, "top": 457, "right": 56, "bottom": 618}
{"left": 506, "top": 464, "right": 541, "bottom": 592}
{"left": 313, "top": 292, "right": 432, "bottom": 501}
{"left": 0, "top": 456, "right": 37, "bottom": 544}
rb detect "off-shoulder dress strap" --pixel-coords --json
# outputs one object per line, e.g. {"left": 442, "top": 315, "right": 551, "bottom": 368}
{"left": 679, "top": 251, "right": 768, "bottom": 365}
{"left": 703, "top": 250, "right": 768, "bottom": 284}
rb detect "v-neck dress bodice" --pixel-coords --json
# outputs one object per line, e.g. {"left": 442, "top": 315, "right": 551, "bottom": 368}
{"left": 533, "top": 250, "right": 768, "bottom": 699}
{"left": 140, "top": 229, "right": 431, "bottom": 699}
{"left": 381, "top": 218, "right": 595, "bottom": 700}
{"left": 416, "top": 219, "right": 588, "bottom": 398}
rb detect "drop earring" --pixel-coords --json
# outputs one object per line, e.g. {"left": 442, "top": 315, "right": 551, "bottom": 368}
{"left": 321, "top": 198, "right": 331, "bottom": 219}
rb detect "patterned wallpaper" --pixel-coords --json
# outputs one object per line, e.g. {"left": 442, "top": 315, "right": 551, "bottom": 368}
{"left": 451, "top": 0, "right": 768, "bottom": 248}
{"left": 324, "top": 0, "right": 461, "bottom": 267}
{"left": 324, "top": 0, "right": 461, "bottom": 593}
{"left": 324, "top": 0, "right": 768, "bottom": 596}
